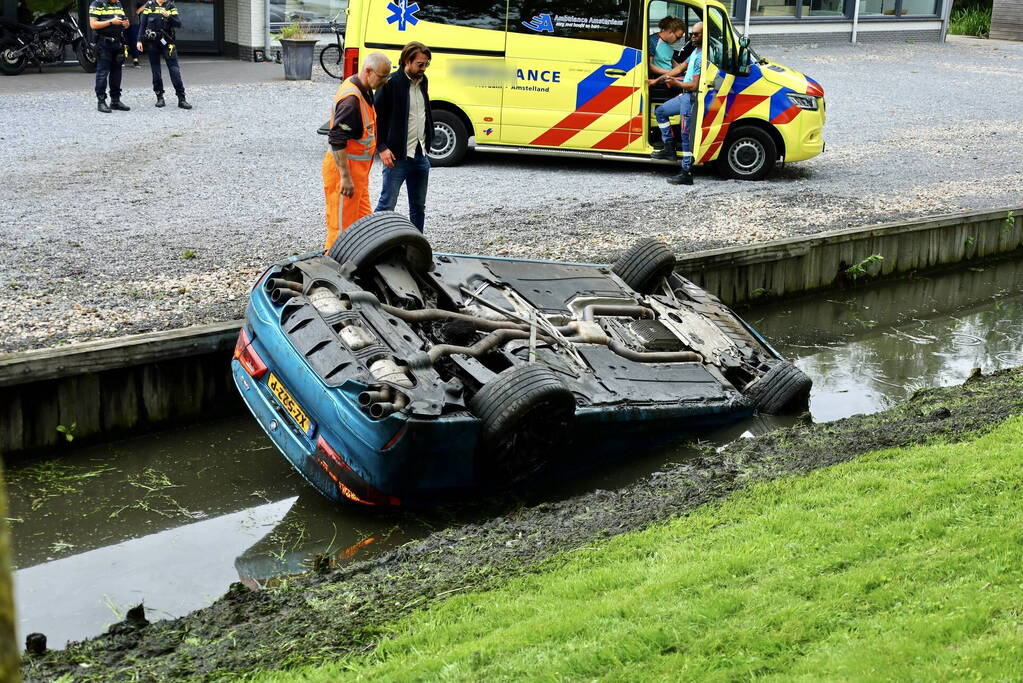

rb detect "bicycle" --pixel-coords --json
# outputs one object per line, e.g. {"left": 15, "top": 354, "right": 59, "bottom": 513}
{"left": 319, "top": 19, "right": 345, "bottom": 79}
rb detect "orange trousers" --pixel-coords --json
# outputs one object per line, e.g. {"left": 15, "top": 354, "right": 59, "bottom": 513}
{"left": 322, "top": 150, "right": 373, "bottom": 250}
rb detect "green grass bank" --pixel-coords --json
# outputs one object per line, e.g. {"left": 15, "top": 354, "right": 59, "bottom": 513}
{"left": 269, "top": 416, "right": 1023, "bottom": 681}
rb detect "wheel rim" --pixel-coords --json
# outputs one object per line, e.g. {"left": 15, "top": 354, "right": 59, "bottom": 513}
{"left": 728, "top": 137, "right": 766, "bottom": 176}
{"left": 1, "top": 47, "right": 20, "bottom": 66}
{"left": 431, "top": 120, "right": 456, "bottom": 161}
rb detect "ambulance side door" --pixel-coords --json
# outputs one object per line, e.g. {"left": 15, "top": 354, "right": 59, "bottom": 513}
{"left": 693, "top": 4, "right": 740, "bottom": 164}
{"left": 503, "top": 0, "right": 645, "bottom": 153}
{"left": 363, "top": 0, "right": 507, "bottom": 142}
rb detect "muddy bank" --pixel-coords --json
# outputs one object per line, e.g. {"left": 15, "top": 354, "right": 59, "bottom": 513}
{"left": 21, "top": 367, "right": 1023, "bottom": 681}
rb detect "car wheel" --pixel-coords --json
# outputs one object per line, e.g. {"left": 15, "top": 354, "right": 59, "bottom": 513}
{"left": 327, "top": 211, "right": 433, "bottom": 274}
{"left": 469, "top": 364, "right": 576, "bottom": 485}
{"left": 717, "top": 125, "right": 776, "bottom": 181}
{"left": 0, "top": 41, "right": 27, "bottom": 76}
{"left": 76, "top": 40, "right": 97, "bottom": 73}
{"left": 429, "top": 109, "right": 468, "bottom": 167}
{"left": 612, "top": 238, "right": 676, "bottom": 294}
{"left": 319, "top": 44, "right": 341, "bottom": 79}
{"left": 746, "top": 361, "right": 812, "bottom": 414}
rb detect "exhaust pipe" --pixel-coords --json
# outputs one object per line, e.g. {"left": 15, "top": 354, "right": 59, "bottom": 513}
{"left": 368, "top": 392, "right": 408, "bottom": 419}
{"left": 358, "top": 388, "right": 392, "bottom": 407}
{"left": 266, "top": 278, "right": 303, "bottom": 293}
{"left": 270, "top": 288, "right": 299, "bottom": 304}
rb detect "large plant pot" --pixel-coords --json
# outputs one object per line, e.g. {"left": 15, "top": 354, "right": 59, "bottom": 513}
{"left": 280, "top": 38, "right": 318, "bottom": 80}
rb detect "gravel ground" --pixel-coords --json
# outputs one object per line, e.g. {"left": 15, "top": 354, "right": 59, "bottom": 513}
{"left": 1, "top": 39, "right": 1021, "bottom": 353}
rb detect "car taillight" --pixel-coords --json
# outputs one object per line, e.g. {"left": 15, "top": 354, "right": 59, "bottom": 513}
{"left": 343, "top": 48, "right": 358, "bottom": 79}
{"left": 233, "top": 327, "right": 268, "bottom": 379}
{"left": 315, "top": 435, "right": 401, "bottom": 506}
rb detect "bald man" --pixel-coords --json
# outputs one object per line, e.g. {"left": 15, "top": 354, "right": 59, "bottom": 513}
{"left": 323, "top": 52, "right": 392, "bottom": 249}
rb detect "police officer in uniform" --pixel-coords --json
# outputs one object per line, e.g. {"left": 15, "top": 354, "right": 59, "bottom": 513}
{"left": 136, "top": 0, "right": 191, "bottom": 109}
{"left": 89, "top": 0, "right": 131, "bottom": 113}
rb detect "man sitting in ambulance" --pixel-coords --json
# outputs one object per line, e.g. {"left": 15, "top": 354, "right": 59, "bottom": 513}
{"left": 647, "top": 16, "right": 693, "bottom": 104}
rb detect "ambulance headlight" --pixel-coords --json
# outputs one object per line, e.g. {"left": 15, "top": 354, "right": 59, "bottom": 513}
{"left": 787, "top": 93, "right": 819, "bottom": 111}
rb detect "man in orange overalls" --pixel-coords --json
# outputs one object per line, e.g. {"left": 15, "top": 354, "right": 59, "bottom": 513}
{"left": 323, "top": 52, "right": 393, "bottom": 250}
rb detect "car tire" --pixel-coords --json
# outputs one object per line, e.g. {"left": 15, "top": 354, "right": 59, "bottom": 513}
{"left": 429, "top": 109, "right": 468, "bottom": 167}
{"left": 0, "top": 41, "right": 27, "bottom": 76}
{"left": 717, "top": 125, "right": 776, "bottom": 181}
{"left": 319, "top": 44, "right": 341, "bottom": 79}
{"left": 746, "top": 361, "right": 812, "bottom": 414}
{"left": 327, "top": 211, "right": 433, "bottom": 274}
{"left": 612, "top": 238, "right": 677, "bottom": 294}
{"left": 76, "top": 40, "right": 97, "bottom": 73}
{"left": 470, "top": 364, "right": 576, "bottom": 485}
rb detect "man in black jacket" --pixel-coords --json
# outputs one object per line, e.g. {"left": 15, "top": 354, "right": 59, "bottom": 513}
{"left": 374, "top": 41, "right": 433, "bottom": 232}
{"left": 136, "top": 0, "right": 191, "bottom": 109}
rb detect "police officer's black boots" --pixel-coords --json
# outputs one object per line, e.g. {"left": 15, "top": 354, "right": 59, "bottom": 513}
{"left": 110, "top": 99, "right": 131, "bottom": 111}
{"left": 97, "top": 98, "right": 111, "bottom": 113}
{"left": 651, "top": 140, "right": 676, "bottom": 160}
{"left": 155, "top": 94, "right": 166, "bottom": 107}
{"left": 177, "top": 96, "right": 192, "bottom": 110}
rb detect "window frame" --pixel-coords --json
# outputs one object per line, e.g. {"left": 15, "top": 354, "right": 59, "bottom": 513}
{"left": 730, "top": 0, "right": 940, "bottom": 22}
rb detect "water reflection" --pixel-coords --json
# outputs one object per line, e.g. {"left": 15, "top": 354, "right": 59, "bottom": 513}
{"left": 7, "top": 258, "right": 1023, "bottom": 647}
{"left": 754, "top": 260, "right": 1023, "bottom": 422}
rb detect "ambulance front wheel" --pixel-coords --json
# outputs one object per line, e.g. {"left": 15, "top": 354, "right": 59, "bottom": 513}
{"left": 429, "top": 110, "right": 468, "bottom": 167}
{"left": 717, "top": 126, "right": 776, "bottom": 181}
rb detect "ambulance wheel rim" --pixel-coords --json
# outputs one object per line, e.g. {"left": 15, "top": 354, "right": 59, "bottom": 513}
{"left": 728, "top": 138, "right": 766, "bottom": 175}
{"left": 432, "top": 121, "right": 456, "bottom": 160}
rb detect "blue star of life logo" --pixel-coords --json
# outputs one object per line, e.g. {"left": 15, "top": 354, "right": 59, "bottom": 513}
{"left": 386, "top": 0, "right": 420, "bottom": 31}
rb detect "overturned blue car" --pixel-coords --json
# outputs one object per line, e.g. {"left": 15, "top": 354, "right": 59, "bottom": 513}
{"left": 232, "top": 213, "right": 810, "bottom": 506}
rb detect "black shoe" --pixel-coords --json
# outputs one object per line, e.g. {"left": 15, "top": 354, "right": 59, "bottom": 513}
{"left": 155, "top": 95, "right": 166, "bottom": 108}
{"left": 667, "top": 170, "right": 694, "bottom": 186}
{"left": 177, "top": 96, "right": 192, "bottom": 110}
{"left": 132, "top": 59, "right": 140, "bottom": 68}
{"left": 651, "top": 142, "right": 677, "bottom": 160}
{"left": 651, "top": 139, "right": 664, "bottom": 150}
{"left": 97, "top": 99, "right": 111, "bottom": 113}
{"left": 110, "top": 99, "right": 130, "bottom": 111}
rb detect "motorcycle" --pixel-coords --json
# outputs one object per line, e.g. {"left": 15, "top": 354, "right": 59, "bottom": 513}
{"left": 0, "top": 7, "right": 96, "bottom": 76}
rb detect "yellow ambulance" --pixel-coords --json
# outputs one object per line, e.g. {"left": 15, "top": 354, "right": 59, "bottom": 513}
{"left": 339, "top": 0, "right": 825, "bottom": 180}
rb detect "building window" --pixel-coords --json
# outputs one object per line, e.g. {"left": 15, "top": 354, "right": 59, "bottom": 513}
{"left": 858, "top": 0, "right": 939, "bottom": 15}
{"left": 750, "top": 0, "right": 799, "bottom": 18}
{"left": 804, "top": 0, "right": 845, "bottom": 16}
{"left": 510, "top": 0, "right": 633, "bottom": 45}
{"left": 269, "top": 0, "right": 347, "bottom": 30}
{"left": 415, "top": 0, "right": 507, "bottom": 31}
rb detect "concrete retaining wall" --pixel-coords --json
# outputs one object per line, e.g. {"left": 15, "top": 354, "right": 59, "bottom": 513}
{"left": 0, "top": 322, "right": 242, "bottom": 459}
{"left": 677, "top": 206, "right": 1022, "bottom": 307}
{"left": 1, "top": 206, "right": 1020, "bottom": 459}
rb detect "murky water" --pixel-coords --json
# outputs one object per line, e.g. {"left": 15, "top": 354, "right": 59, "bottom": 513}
{"left": 7, "top": 258, "right": 1023, "bottom": 648}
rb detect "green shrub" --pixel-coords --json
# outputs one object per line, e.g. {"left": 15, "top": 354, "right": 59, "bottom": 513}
{"left": 949, "top": 6, "right": 991, "bottom": 37}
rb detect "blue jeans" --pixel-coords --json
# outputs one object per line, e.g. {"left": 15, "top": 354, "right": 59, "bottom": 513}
{"left": 375, "top": 150, "right": 430, "bottom": 232}
{"left": 654, "top": 92, "right": 695, "bottom": 172}
{"left": 94, "top": 39, "right": 123, "bottom": 99}
{"left": 145, "top": 42, "right": 185, "bottom": 97}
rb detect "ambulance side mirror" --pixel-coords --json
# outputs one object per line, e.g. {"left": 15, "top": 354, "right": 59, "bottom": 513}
{"left": 737, "top": 35, "right": 751, "bottom": 77}
{"left": 737, "top": 46, "right": 751, "bottom": 77}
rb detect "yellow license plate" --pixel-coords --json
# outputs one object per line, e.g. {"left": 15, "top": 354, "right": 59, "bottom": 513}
{"left": 267, "top": 372, "right": 314, "bottom": 436}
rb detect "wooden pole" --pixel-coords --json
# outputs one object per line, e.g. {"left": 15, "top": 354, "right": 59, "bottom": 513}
{"left": 0, "top": 463, "right": 20, "bottom": 682}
